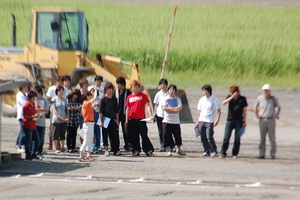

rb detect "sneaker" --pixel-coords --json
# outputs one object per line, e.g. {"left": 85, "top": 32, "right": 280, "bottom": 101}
{"left": 232, "top": 155, "right": 237, "bottom": 159}
{"left": 176, "top": 150, "right": 186, "bottom": 156}
{"left": 98, "top": 147, "right": 103, "bottom": 151}
{"left": 17, "top": 148, "right": 25, "bottom": 153}
{"left": 91, "top": 144, "right": 97, "bottom": 151}
{"left": 54, "top": 150, "right": 61, "bottom": 153}
{"left": 166, "top": 152, "right": 172, "bottom": 156}
{"left": 132, "top": 151, "right": 140, "bottom": 157}
{"left": 160, "top": 147, "right": 166, "bottom": 152}
{"left": 219, "top": 154, "right": 226, "bottom": 158}
{"left": 114, "top": 151, "right": 122, "bottom": 156}
{"left": 32, "top": 155, "right": 43, "bottom": 160}
{"left": 172, "top": 147, "right": 176, "bottom": 152}
{"left": 201, "top": 152, "right": 210, "bottom": 157}
{"left": 104, "top": 151, "right": 110, "bottom": 157}
{"left": 258, "top": 156, "right": 265, "bottom": 159}
{"left": 271, "top": 156, "right": 276, "bottom": 159}
{"left": 146, "top": 151, "right": 154, "bottom": 157}
{"left": 210, "top": 152, "right": 217, "bottom": 157}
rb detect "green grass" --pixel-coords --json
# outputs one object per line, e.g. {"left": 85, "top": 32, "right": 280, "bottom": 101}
{"left": 1, "top": 0, "right": 300, "bottom": 88}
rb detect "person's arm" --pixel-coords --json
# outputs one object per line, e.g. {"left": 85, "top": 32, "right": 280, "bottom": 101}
{"left": 163, "top": 105, "right": 182, "bottom": 113}
{"left": 242, "top": 106, "right": 247, "bottom": 127}
{"left": 90, "top": 88, "right": 98, "bottom": 103}
{"left": 222, "top": 92, "right": 237, "bottom": 105}
{"left": 154, "top": 104, "right": 158, "bottom": 114}
{"left": 275, "top": 106, "right": 281, "bottom": 119}
{"left": 125, "top": 106, "right": 130, "bottom": 127}
{"left": 23, "top": 106, "right": 38, "bottom": 119}
{"left": 99, "top": 113, "right": 103, "bottom": 127}
{"left": 146, "top": 102, "right": 154, "bottom": 120}
{"left": 196, "top": 110, "right": 201, "bottom": 127}
{"left": 214, "top": 109, "right": 221, "bottom": 127}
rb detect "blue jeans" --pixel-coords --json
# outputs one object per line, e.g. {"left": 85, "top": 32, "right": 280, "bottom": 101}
{"left": 36, "top": 126, "right": 45, "bottom": 154}
{"left": 16, "top": 119, "right": 25, "bottom": 148}
{"left": 24, "top": 128, "right": 40, "bottom": 158}
{"left": 198, "top": 122, "right": 217, "bottom": 153}
{"left": 94, "top": 111, "right": 101, "bottom": 148}
{"left": 221, "top": 119, "right": 243, "bottom": 156}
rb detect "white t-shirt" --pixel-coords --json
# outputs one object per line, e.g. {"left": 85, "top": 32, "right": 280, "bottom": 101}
{"left": 197, "top": 95, "right": 221, "bottom": 123}
{"left": 153, "top": 90, "right": 167, "bottom": 118}
{"left": 46, "top": 85, "right": 56, "bottom": 100}
{"left": 88, "top": 85, "right": 104, "bottom": 113}
{"left": 16, "top": 91, "right": 28, "bottom": 120}
{"left": 46, "top": 85, "right": 70, "bottom": 100}
{"left": 162, "top": 96, "right": 182, "bottom": 124}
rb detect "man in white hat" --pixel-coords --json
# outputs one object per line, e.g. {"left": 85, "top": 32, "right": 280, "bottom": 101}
{"left": 254, "top": 84, "right": 281, "bottom": 159}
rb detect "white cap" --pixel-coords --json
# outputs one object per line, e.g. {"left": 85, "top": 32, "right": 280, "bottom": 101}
{"left": 262, "top": 84, "right": 271, "bottom": 91}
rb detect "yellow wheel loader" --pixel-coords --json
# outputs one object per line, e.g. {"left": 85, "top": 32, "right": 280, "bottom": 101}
{"left": 0, "top": 9, "right": 192, "bottom": 122}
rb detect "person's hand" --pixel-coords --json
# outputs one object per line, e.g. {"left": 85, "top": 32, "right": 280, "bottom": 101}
{"left": 195, "top": 121, "right": 199, "bottom": 128}
{"left": 213, "top": 120, "right": 219, "bottom": 127}
{"left": 99, "top": 122, "right": 103, "bottom": 127}
{"left": 125, "top": 121, "right": 128, "bottom": 127}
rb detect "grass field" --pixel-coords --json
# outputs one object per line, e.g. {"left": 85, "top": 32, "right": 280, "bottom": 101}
{"left": 1, "top": 0, "right": 300, "bottom": 88}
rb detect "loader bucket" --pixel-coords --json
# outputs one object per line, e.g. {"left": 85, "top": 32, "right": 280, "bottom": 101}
{"left": 147, "top": 87, "right": 194, "bottom": 123}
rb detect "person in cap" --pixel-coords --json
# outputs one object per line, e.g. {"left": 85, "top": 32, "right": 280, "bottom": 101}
{"left": 254, "top": 84, "right": 281, "bottom": 159}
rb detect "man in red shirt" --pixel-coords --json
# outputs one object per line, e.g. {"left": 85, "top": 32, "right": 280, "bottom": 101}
{"left": 23, "top": 91, "right": 41, "bottom": 160}
{"left": 125, "top": 80, "right": 154, "bottom": 156}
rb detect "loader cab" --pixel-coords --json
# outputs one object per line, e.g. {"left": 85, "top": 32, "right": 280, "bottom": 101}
{"left": 34, "top": 11, "right": 88, "bottom": 52}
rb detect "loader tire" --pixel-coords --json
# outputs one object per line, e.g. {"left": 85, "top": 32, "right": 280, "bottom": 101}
{"left": 0, "top": 74, "right": 28, "bottom": 117}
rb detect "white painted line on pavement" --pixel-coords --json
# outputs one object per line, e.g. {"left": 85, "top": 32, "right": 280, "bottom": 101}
{"left": 245, "top": 182, "right": 261, "bottom": 187}
{"left": 129, "top": 178, "right": 144, "bottom": 182}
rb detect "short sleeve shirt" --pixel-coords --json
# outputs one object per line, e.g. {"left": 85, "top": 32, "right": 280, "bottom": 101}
{"left": 16, "top": 91, "right": 28, "bottom": 120}
{"left": 254, "top": 95, "right": 280, "bottom": 118}
{"left": 162, "top": 96, "right": 182, "bottom": 124}
{"left": 22, "top": 101, "right": 36, "bottom": 129}
{"left": 153, "top": 90, "right": 167, "bottom": 118}
{"left": 36, "top": 97, "right": 49, "bottom": 127}
{"left": 100, "top": 96, "right": 119, "bottom": 119}
{"left": 197, "top": 95, "right": 221, "bottom": 123}
{"left": 226, "top": 95, "right": 248, "bottom": 120}
{"left": 51, "top": 97, "right": 68, "bottom": 124}
{"left": 82, "top": 100, "right": 94, "bottom": 123}
{"left": 126, "top": 92, "right": 149, "bottom": 119}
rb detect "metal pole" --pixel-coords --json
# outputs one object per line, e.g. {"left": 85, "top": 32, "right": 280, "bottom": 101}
{"left": 12, "top": 14, "right": 16, "bottom": 46}
{"left": 160, "top": 6, "right": 177, "bottom": 79}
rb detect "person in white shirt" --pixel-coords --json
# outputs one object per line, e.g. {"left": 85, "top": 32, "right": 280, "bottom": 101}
{"left": 63, "top": 75, "right": 72, "bottom": 97}
{"left": 196, "top": 84, "right": 221, "bottom": 157}
{"left": 88, "top": 76, "right": 104, "bottom": 152}
{"left": 16, "top": 82, "right": 29, "bottom": 152}
{"left": 162, "top": 84, "right": 186, "bottom": 156}
{"left": 153, "top": 78, "right": 175, "bottom": 152}
{"left": 46, "top": 76, "right": 64, "bottom": 150}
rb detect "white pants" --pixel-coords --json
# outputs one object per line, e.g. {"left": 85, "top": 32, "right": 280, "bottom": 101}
{"left": 80, "top": 122, "right": 94, "bottom": 152}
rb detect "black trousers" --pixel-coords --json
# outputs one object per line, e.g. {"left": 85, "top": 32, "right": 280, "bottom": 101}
{"left": 102, "top": 120, "right": 120, "bottom": 153}
{"left": 67, "top": 126, "right": 78, "bottom": 150}
{"left": 162, "top": 123, "right": 182, "bottom": 147}
{"left": 128, "top": 119, "right": 154, "bottom": 153}
{"left": 120, "top": 115, "right": 129, "bottom": 148}
{"left": 157, "top": 116, "right": 175, "bottom": 149}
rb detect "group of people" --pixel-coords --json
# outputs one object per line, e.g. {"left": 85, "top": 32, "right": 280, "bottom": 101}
{"left": 194, "top": 83, "right": 280, "bottom": 159}
{"left": 15, "top": 74, "right": 281, "bottom": 161}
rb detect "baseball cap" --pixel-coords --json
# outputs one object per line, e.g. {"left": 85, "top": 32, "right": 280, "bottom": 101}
{"left": 262, "top": 84, "right": 271, "bottom": 91}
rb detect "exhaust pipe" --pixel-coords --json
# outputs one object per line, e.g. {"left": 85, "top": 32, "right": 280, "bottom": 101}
{"left": 12, "top": 14, "right": 16, "bottom": 46}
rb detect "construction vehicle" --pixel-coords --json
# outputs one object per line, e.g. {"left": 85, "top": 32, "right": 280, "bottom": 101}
{"left": 0, "top": 8, "right": 192, "bottom": 122}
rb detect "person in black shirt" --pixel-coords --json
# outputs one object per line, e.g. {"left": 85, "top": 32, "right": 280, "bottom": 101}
{"left": 220, "top": 85, "right": 248, "bottom": 158}
{"left": 99, "top": 82, "right": 120, "bottom": 156}
{"left": 115, "top": 77, "right": 131, "bottom": 151}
